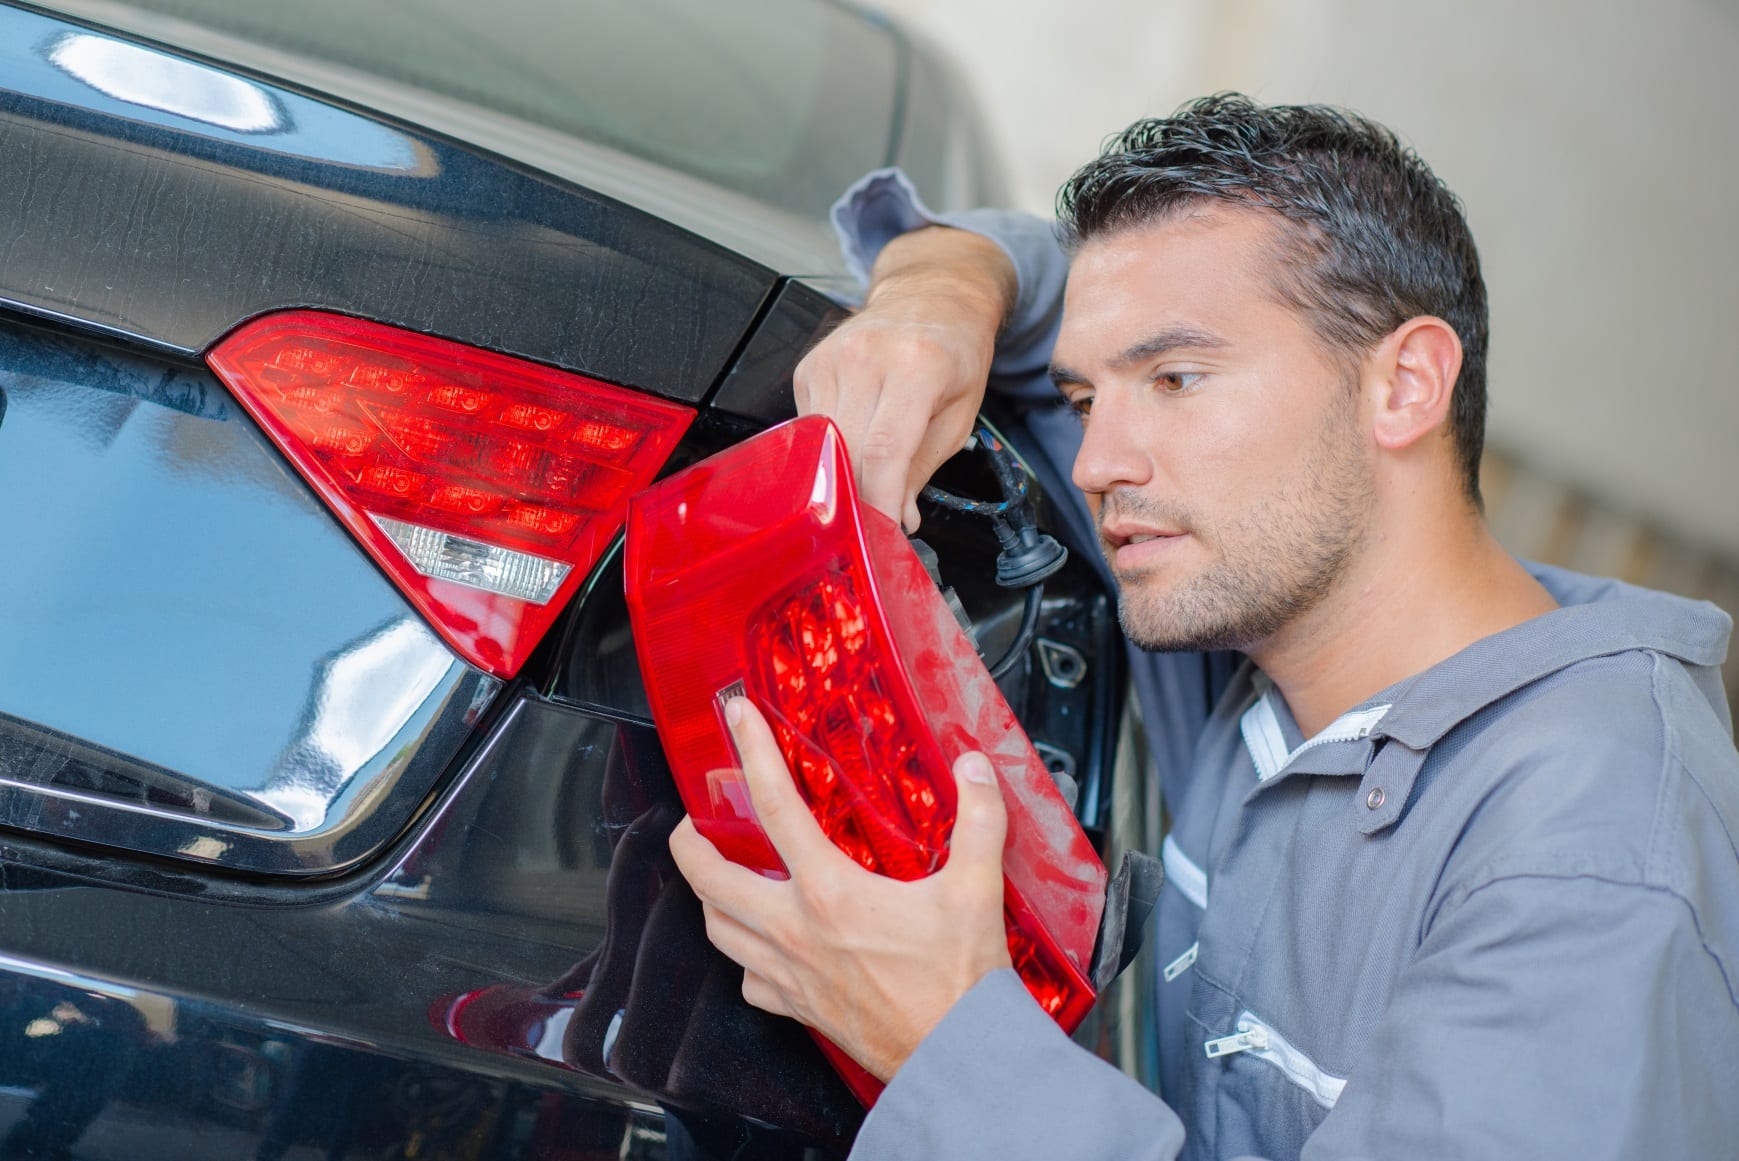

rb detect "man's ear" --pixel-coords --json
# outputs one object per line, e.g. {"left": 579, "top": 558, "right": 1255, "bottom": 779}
{"left": 1370, "top": 316, "right": 1462, "bottom": 451}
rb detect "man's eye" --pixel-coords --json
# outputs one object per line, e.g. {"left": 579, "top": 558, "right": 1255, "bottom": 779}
{"left": 1157, "top": 372, "right": 1204, "bottom": 394}
{"left": 1068, "top": 394, "right": 1093, "bottom": 420}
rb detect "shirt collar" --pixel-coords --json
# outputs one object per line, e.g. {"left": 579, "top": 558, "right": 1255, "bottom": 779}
{"left": 1235, "top": 562, "right": 1732, "bottom": 832}
{"left": 1373, "top": 564, "right": 1729, "bottom": 749}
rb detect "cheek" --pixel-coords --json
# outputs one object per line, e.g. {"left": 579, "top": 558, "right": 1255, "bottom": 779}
{"left": 1156, "top": 398, "right": 1287, "bottom": 509}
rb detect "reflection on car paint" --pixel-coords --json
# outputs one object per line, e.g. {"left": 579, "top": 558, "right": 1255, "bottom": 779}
{"left": 0, "top": 7, "right": 774, "bottom": 401}
{"left": 0, "top": 694, "right": 854, "bottom": 1159}
{"left": 5, "top": 9, "right": 431, "bottom": 173}
{"left": 260, "top": 616, "right": 470, "bottom": 834}
{"left": 0, "top": 960, "right": 689, "bottom": 1161}
{"left": 394, "top": 695, "right": 864, "bottom": 1150}
{"left": 0, "top": 318, "right": 499, "bottom": 875}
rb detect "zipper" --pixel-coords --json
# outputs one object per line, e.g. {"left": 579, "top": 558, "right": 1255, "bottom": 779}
{"left": 1162, "top": 941, "right": 1199, "bottom": 983}
{"left": 1241, "top": 693, "right": 1391, "bottom": 783}
{"left": 1203, "top": 1012, "right": 1348, "bottom": 1110}
{"left": 1204, "top": 1021, "right": 1268, "bottom": 1058}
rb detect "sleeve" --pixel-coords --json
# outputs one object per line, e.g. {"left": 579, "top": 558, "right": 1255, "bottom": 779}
{"left": 1300, "top": 873, "right": 1739, "bottom": 1160}
{"left": 828, "top": 168, "right": 1068, "bottom": 395}
{"left": 848, "top": 969, "right": 1187, "bottom": 1161}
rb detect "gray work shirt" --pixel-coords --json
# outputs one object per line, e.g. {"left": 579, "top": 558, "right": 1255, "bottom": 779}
{"left": 829, "top": 169, "right": 1739, "bottom": 1160}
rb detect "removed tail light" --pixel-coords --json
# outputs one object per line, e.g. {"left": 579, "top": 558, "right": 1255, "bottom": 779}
{"left": 624, "top": 416, "right": 1107, "bottom": 1105}
{"left": 207, "top": 311, "right": 694, "bottom": 676}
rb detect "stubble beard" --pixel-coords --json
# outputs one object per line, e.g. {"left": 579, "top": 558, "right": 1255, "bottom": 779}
{"left": 1105, "top": 388, "right": 1376, "bottom": 654}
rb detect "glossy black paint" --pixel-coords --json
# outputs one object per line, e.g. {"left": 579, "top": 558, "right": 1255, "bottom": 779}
{"left": 88, "top": 0, "right": 904, "bottom": 225}
{"left": 0, "top": 4, "right": 774, "bottom": 401}
{"left": 0, "top": 692, "right": 852, "bottom": 1158}
{"left": 708, "top": 279, "right": 847, "bottom": 425}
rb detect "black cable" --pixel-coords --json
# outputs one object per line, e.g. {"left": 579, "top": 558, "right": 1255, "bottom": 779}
{"left": 917, "top": 420, "right": 1064, "bottom": 678}
{"left": 919, "top": 426, "right": 1030, "bottom": 516}
{"left": 920, "top": 474, "right": 1026, "bottom": 516}
{"left": 987, "top": 584, "right": 1043, "bottom": 681}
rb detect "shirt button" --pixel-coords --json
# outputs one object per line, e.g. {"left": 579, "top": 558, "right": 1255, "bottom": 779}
{"left": 1366, "top": 787, "right": 1386, "bottom": 810}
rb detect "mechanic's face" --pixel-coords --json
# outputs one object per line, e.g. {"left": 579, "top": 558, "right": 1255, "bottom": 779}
{"left": 1052, "top": 205, "right": 1377, "bottom": 654}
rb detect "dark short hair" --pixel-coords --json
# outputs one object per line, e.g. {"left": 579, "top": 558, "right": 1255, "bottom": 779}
{"left": 1058, "top": 93, "right": 1489, "bottom": 504}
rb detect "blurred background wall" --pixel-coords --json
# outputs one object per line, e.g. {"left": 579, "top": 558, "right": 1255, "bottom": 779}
{"left": 873, "top": 0, "right": 1739, "bottom": 724}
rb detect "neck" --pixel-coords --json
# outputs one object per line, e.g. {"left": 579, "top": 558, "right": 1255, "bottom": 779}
{"left": 1250, "top": 504, "right": 1558, "bottom": 738}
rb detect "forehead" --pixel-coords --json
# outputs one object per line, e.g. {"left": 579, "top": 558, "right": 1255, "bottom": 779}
{"left": 1056, "top": 205, "right": 1291, "bottom": 360}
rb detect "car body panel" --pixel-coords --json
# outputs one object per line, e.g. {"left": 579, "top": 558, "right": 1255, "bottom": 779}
{"left": 709, "top": 278, "right": 849, "bottom": 424}
{"left": 0, "top": 693, "right": 851, "bottom": 1158}
{"left": 28, "top": 0, "right": 900, "bottom": 281}
{"left": 0, "top": 4, "right": 774, "bottom": 400}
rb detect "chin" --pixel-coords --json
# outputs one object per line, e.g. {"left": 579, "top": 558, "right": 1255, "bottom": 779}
{"left": 1114, "top": 576, "right": 1270, "bottom": 655}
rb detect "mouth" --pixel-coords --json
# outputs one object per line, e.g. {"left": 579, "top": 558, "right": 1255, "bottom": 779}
{"left": 1100, "top": 524, "right": 1191, "bottom": 571}
{"left": 1101, "top": 524, "right": 1187, "bottom": 549}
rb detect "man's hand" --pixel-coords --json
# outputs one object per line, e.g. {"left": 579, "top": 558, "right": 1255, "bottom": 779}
{"left": 795, "top": 226, "right": 1016, "bottom": 531}
{"left": 668, "top": 697, "right": 1013, "bottom": 1082}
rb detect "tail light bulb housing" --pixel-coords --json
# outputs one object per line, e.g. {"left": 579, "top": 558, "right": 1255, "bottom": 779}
{"left": 625, "top": 416, "right": 1107, "bottom": 1104}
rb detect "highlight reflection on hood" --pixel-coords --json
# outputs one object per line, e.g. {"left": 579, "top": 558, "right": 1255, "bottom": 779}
{"left": 8, "top": 11, "right": 431, "bottom": 173}
{"left": 48, "top": 32, "right": 285, "bottom": 133}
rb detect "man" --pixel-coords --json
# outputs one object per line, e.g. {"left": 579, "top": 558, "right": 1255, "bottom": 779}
{"left": 669, "top": 95, "right": 1739, "bottom": 1158}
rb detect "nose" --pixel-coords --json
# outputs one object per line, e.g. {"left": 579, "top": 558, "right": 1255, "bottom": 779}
{"left": 1070, "top": 389, "right": 1152, "bottom": 497}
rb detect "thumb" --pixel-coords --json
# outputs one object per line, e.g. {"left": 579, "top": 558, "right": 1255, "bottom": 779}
{"left": 944, "top": 752, "right": 1008, "bottom": 874}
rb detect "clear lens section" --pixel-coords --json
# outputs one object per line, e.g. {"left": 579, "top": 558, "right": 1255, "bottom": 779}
{"left": 374, "top": 515, "right": 569, "bottom": 603}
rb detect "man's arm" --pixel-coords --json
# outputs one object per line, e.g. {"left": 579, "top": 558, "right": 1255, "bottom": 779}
{"left": 668, "top": 698, "right": 1191, "bottom": 1161}
{"left": 672, "top": 702, "right": 1739, "bottom": 1159}
{"left": 800, "top": 168, "right": 1071, "bottom": 530}
{"left": 850, "top": 968, "right": 1186, "bottom": 1160}
{"left": 795, "top": 226, "right": 1011, "bottom": 533}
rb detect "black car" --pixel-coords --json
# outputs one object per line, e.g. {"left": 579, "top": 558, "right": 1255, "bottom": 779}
{"left": 0, "top": 3, "right": 1154, "bottom": 1157}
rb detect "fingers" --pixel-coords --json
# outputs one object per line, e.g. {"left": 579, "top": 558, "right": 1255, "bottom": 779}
{"left": 940, "top": 752, "right": 1009, "bottom": 886}
{"left": 856, "top": 382, "right": 936, "bottom": 530}
{"left": 697, "top": 898, "right": 774, "bottom": 969}
{"left": 801, "top": 344, "right": 931, "bottom": 528}
{"left": 698, "top": 904, "right": 799, "bottom": 1020}
{"left": 740, "top": 970, "right": 791, "bottom": 1018}
{"left": 724, "top": 699, "right": 852, "bottom": 871}
{"left": 903, "top": 415, "right": 980, "bottom": 530}
{"left": 792, "top": 345, "right": 826, "bottom": 416}
{"left": 668, "top": 815, "right": 781, "bottom": 923}
{"left": 792, "top": 305, "right": 993, "bottom": 532}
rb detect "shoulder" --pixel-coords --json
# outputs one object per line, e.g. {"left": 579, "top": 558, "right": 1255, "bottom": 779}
{"left": 1426, "top": 646, "right": 1739, "bottom": 977}
{"left": 1437, "top": 648, "right": 1736, "bottom": 875}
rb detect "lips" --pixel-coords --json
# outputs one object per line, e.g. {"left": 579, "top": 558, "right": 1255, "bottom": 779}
{"left": 1099, "top": 522, "right": 1187, "bottom": 550}
{"left": 1099, "top": 518, "right": 1191, "bottom": 572}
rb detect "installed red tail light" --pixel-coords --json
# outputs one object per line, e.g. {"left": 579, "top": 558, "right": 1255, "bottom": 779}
{"left": 625, "top": 416, "right": 1107, "bottom": 1105}
{"left": 207, "top": 311, "right": 694, "bottom": 676}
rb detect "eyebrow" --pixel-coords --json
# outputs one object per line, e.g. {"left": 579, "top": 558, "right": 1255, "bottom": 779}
{"left": 1049, "top": 326, "right": 1228, "bottom": 390}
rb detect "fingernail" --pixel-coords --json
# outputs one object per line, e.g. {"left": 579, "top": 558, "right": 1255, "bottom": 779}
{"left": 959, "top": 753, "right": 995, "bottom": 785}
{"left": 725, "top": 698, "right": 744, "bottom": 728}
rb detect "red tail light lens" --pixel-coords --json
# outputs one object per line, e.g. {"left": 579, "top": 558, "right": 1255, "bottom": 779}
{"left": 751, "top": 568, "right": 951, "bottom": 881}
{"left": 207, "top": 311, "right": 694, "bottom": 676}
{"left": 625, "top": 416, "right": 1107, "bottom": 1105}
